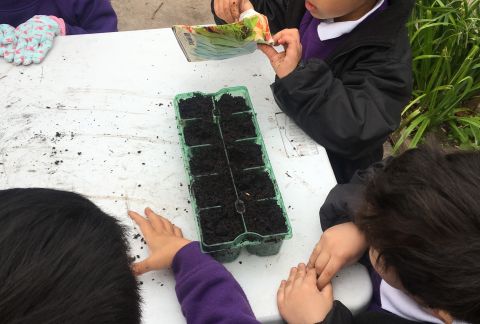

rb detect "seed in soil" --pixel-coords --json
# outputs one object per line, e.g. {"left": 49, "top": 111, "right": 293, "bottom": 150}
{"left": 178, "top": 94, "right": 214, "bottom": 120}
{"left": 244, "top": 200, "right": 287, "bottom": 235}
{"left": 215, "top": 93, "right": 250, "bottom": 116}
{"left": 234, "top": 169, "right": 275, "bottom": 201}
{"left": 189, "top": 145, "right": 228, "bottom": 176}
{"left": 199, "top": 206, "right": 245, "bottom": 245}
{"left": 227, "top": 142, "right": 264, "bottom": 170}
{"left": 183, "top": 120, "right": 221, "bottom": 146}
{"left": 221, "top": 113, "right": 256, "bottom": 143}
{"left": 192, "top": 174, "right": 236, "bottom": 208}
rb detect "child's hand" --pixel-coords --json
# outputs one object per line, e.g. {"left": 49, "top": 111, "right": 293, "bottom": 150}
{"left": 308, "top": 222, "right": 368, "bottom": 289}
{"left": 214, "top": 0, "right": 254, "bottom": 23}
{"left": 0, "top": 24, "right": 16, "bottom": 63}
{"left": 258, "top": 29, "right": 302, "bottom": 79}
{"left": 278, "top": 263, "right": 334, "bottom": 324}
{"left": 13, "top": 15, "right": 62, "bottom": 65}
{"left": 128, "top": 208, "right": 191, "bottom": 275}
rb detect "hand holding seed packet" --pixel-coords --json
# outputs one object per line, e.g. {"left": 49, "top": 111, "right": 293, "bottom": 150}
{"left": 172, "top": 9, "right": 274, "bottom": 62}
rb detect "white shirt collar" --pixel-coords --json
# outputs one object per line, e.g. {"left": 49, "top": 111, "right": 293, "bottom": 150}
{"left": 380, "top": 280, "right": 470, "bottom": 324}
{"left": 317, "top": 0, "right": 385, "bottom": 41}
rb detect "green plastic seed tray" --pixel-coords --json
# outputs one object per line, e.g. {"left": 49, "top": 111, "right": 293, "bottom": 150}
{"left": 173, "top": 86, "right": 292, "bottom": 262}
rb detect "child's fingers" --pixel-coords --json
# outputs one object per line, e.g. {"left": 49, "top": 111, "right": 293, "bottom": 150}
{"left": 258, "top": 44, "right": 278, "bottom": 61}
{"left": 0, "top": 25, "right": 15, "bottom": 45}
{"left": 294, "top": 263, "right": 307, "bottom": 285}
{"left": 277, "top": 280, "right": 286, "bottom": 305}
{"left": 305, "top": 268, "right": 317, "bottom": 285}
{"left": 32, "top": 42, "right": 49, "bottom": 64}
{"left": 320, "top": 282, "right": 334, "bottom": 301}
{"left": 308, "top": 241, "right": 322, "bottom": 268}
{"left": 272, "top": 29, "right": 289, "bottom": 43}
{"left": 128, "top": 210, "right": 155, "bottom": 239}
{"left": 132, "top": 258, "right": 152, "bottom": 276}
{"left": 314, "top": 251, "right": 330, "bottom": 275}
{"left": 285, "top": 267, "right": 297, "bottom": 293}
{"left": 273, "top": 29, "right": 300, "bottom": 44}
{"left": 317, "top": 259, "right": 340, "bottom": 290}
{"left": 276, "top": 34, "right": 300, "bottom": 47}
{"left": 214, "top": 0, "right": 220, "bottom": 17}
{"left": 144, "top": 207, "right": 167, "bottom": 232}
{"left": 3, "top": 43, "right": 15, "bottom": 62}
{"left": 230, "top": 0, "right": 240, "bottom": 21}
{"left": 158, "top": 215, "right": 176, "bottom": 233}
{"left": 221, "top": 0, "right": 234, "bottom": 22}
{"left": 293, "top": 263, "right": 306, "bottom": 288}
{"left": 173, "top": 225, "right": 184, "bottom": 238}
{"left": 13, "top": 41, "right": 27, "bottom": 65}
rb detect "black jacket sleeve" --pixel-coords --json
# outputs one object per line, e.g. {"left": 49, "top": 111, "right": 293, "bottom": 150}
{"left": 319, "top": 301, "right": 428, "bottom": 324}
{"left": 319, "top": 159, "right": 390, "bottom": 231}
{"left": 319, "top": 301, "right": 354, "bottom": 324}
{"left": 272, "top": 46, "right": 412, "bottom": 160}
{"left": 210, "top": 0, "right": 304, "bottom": 33}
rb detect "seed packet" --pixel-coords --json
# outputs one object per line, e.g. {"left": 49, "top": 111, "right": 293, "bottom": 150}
{"left": 172, "top": 10, "right": 274, "bottom": 62}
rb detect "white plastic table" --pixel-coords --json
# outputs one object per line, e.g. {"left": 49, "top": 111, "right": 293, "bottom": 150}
{"left": 0, "top": 28, "right": 371, "bottom": 323}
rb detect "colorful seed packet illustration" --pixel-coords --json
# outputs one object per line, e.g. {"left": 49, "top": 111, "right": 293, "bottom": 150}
{"left": 172, "top": 10, "right": 274, "bottom": 62}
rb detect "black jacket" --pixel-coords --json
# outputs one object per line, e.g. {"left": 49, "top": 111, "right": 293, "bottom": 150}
{"left": 318, "top": 159, "right": 431, "bottom": 324}
{"left": 321, "top": 301, "right": 429, "bottom": 324}
{"left": 212, "top": 0, "right": 414, "bottom": 183}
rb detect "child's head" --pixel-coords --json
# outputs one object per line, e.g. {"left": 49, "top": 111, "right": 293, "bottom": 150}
{"left": 0, "top": 188, "right": 141, "bottom": 324}
{"left": 305, "top": 0, "right": 379, "bottom": 20}
{"left": 356, "top": 145, "right": 480, "bottom": 323}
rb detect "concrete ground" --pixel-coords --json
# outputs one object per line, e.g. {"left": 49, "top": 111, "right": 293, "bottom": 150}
{"left": 111, "top": 0, "right": 214, "bottom": 31}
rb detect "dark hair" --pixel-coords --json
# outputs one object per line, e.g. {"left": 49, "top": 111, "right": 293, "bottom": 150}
{"left": 356, "top": 145, "right": 480, "bottom": 323}
{"left": 0, "top": 188, "right": 141, "bottom": 324}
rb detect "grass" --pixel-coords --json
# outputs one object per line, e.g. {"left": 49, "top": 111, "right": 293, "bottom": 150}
{"left": 393, "top": 0, "right": 480, "bottom": 152}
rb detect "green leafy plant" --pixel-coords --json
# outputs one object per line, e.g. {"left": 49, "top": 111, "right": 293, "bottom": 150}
{"left": 393, "top": 0, "right": 480, "bottom": 152}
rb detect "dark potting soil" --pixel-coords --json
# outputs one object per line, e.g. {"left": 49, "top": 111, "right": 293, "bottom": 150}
{"left": 200, "top": 207, "right": 245, "bottom": 245}
{"left": 234, "top": 169, "right": 276, "bottom": 202}
{"left": 178, "top": 94, "right": 214, "bottom": 120}
{"left": 244, "top": 200, "right": 287, "bottom": 235}
{"left": 193, "top": 174, "right": 236, "bottom": 208}
{"left": 227, "top": 142, "right": 264, "bottom": 170}
{"left": 189, "top": 145, "right": 227, "bottom": 176}
{"left": 183, "top": 120, "right": 221, "bottom": 146}
{"left": 215, "top": 93, "right": 250, "bottom": 116}
{"left": 221, "top": 113, "right": 257, "bottom": 143}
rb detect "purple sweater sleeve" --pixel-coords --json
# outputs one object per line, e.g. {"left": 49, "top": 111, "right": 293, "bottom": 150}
{"left": 65, "top": 0, "right": 117, "bottom": 35}
{"left": 172, "top": 242, "right": 260, "bottom": 324}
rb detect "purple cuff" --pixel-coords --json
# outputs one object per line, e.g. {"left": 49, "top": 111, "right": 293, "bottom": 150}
{"left": 172, "top": 241, "right": 211, "bottom": 275}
